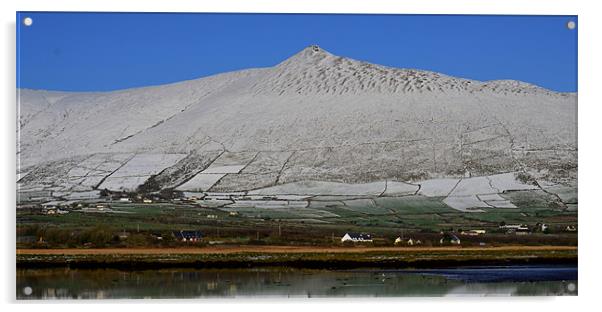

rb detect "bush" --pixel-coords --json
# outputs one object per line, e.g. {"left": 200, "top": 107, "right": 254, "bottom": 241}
{"left": 125, "top": 233, "right": 150, "bottom": 247}
{"left": 79, "top": 226, "right": 114, "bottom": 247}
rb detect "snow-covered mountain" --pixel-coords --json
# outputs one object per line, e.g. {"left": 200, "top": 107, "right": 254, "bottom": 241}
{"left": 17, "top": 45, "right": 577, "bottom": 210}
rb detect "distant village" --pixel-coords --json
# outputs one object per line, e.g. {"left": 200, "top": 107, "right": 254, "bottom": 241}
{"left": 17, "top": 188, "right": 577, "bottom": 248}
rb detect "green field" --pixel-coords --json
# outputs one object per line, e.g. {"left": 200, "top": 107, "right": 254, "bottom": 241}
{"left": 17, "top": 190, "right": 577, "bottom": 248}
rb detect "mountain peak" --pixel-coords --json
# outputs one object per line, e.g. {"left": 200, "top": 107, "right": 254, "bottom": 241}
{"left": 277, "top": 45, "right": 336, "bottom": 68}
{"left": 296, "top": 44, "right": 331, "bottom": 57}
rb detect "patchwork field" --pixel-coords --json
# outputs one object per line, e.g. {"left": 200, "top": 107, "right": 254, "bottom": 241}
{"left": 17, "top": 186, "right": 577, "bottom": 249}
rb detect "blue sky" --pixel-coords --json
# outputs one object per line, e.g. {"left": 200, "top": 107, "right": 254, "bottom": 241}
{"left": 17, "top": 13, "right": 577, "bottom": 92}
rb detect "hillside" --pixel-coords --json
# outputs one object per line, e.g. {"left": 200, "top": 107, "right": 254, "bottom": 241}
{"left": 17, "top": 45, "right": 577, "bottom": 211}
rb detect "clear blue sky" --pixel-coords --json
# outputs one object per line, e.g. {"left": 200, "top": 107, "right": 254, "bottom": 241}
{"left": 16, "top": 12, "right": 577, "bottom": 92}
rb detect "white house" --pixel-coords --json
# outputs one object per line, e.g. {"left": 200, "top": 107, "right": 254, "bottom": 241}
{"left": 395, "top": 237, "right": 422, "bottom": 246}
{"left": 341, "top": 232, "right": 373, "bottom": 243}
{"left": 566, "top": 225, "right": 577, "bottom": 232}
{"left": 440, "top": 233, "right": 461, "bottom": 245}
{"left": 460, "top": 229, "right": 486, "bottom": 236}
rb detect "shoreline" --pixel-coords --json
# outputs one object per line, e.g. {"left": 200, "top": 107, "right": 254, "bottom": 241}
{"left": 17, "top": 246, "right": 577, "bottom": 270}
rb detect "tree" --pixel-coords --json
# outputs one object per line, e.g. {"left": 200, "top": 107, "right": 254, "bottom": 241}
{"left": 126, "top": 233, "right": 150, "bottom": 247}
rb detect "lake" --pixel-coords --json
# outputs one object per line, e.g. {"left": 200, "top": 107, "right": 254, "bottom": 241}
{"left": 17, "top": 265, "right": 577, "bottom": 299}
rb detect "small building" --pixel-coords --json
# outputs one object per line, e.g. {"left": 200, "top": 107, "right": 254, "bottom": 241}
{"left": 173, "top": 230, "right": 203, "bottom": 242}
{"left": 395, "top": 237, "right": 421, "bottom": 246}
{"left": 41, "top": 202, "right": 57, "bottom": 210}
{"left": 118, "top": 231, "right": 129, "bottom": 240}
{"left": 500, "top": 224, "right": 530, "bottom": 234}
{"left": 460, "top": 229, "right": 486, "bottom": 236}
{"left": 341, "top": 232, "right": 373, "bottom": 243}
{"left": 566, "top": 225, "right": 577, "bottom": 232}
{"left": 440, "top": 233, "right": 461, "bottom": 245}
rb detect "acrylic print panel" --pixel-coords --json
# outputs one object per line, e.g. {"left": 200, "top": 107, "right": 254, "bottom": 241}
{"left": 16, "top": 12, "right": 577, "bottom": 299}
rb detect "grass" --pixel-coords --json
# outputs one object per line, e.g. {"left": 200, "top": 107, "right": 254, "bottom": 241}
{"left": 375, "top": 196, "right": 456, "bottom": 214}
{"left": 500, "top": 190, "right": 559, "bottom": 209}
{"left": 18, "top": 195, "right": 577, "bottom": 247}
{"left": 16, "top": 246, "right": 578, "bottom": 269}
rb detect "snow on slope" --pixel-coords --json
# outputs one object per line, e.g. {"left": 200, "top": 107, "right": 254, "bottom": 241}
{"left": 97, "top": 154, "right": 186, "bottom": 191}
{"left": 17, "top": 45, "right": 577, "bottom": 207}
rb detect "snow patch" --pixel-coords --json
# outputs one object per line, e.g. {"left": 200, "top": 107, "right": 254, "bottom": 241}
{"left": 443, "top": 196, "right": 488, "bottom": 212}
{"left": 249, "top": 181, "right": 387, "bottom": 196}
{"left": 382, "top": 181, "right": 419, "bottom": 196}
{"left": 418, "top": 178, "right": 460, "bottom": 197}
{"left": 488, "top": 172, "right": 539, "bottom": 192}
{"left": 449, "top": 177, "right": 497, "bottom": 196}
{"left": 176, "top": 173, "right": 226, "bottom": 192}
{"left": 201, "top": 165, "right": 246, "bottom": 174}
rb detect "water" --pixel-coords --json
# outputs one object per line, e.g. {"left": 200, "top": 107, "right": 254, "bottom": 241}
{"left": 17, "top": 265, "right": 577, "bottom": 299}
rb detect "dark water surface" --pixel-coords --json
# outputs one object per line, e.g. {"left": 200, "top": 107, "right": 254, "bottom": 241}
{"left": 17, "top": 265, "right": 577, "bottom": 299}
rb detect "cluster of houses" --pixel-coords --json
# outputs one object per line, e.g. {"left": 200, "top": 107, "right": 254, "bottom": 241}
{"left": 439, "top": 233, "right": 461, "bottom": 245}
{"left": 499, "top": 223, "right": 544, "bottom": 234}
{"left": 339, "top": 224, "right": 575, "bottom": 246}
{"left": 118, "top": 197, "right": 154, "bottom": 203}
{"left": 172, "top": 230, "right": 203, "bottom": 242}
{"left": 340, "top": 232, "right": 373, "bottom": 243}
{"left": 460, "top": 229, "right": 486, "bottom": 236}
{"left": 42, "top": 207, "right": 69, "bottom": 215}
{"left": 32, "top": 192, "right": 161, "bottom": 215}
{"left": 395, "top": 237, "right": 423, "bottom": 246}
{"left": 340, "top": 232, "right": 462, "bottom": 246}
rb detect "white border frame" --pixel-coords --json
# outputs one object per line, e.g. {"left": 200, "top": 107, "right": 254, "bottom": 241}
{"left": 2, "top": 0, "right": 600, "bottom": 310}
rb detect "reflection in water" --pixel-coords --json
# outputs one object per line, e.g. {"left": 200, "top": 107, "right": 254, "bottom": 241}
{"left": 17, "top": 266, "right": 577, "bottom": 299}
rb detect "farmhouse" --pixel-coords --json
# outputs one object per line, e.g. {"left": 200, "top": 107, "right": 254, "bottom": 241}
{"left": 407, "top": 238, "right": 422, "bottom": 245}
{"left": 535, "top": 223, "right": 549, "bottom": 232}
{"left": 439, "top": 233, "right": 461, "bottom": 245}
{"left": 173, "top": 230, "right": 203, "bottom": 242}
{"left": 500, "top": 224, "right": 530, "bottom": 234}
{"left": 460, "top": 229, "right": 486, "bottom": 236}
{"left": 394, "top": 237, "right": 421, "bottom": 246}
{"left": 341, "top": 232, "right": 373, "bottom": 243}
{"left": 500, "top": 224, "right": 529, "bottom": 230}
{"left": 566, "top": 225, "right": 577, "bottom": 232}
{"left": 41, "top": 202, "right": 57, "bottom": 210}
